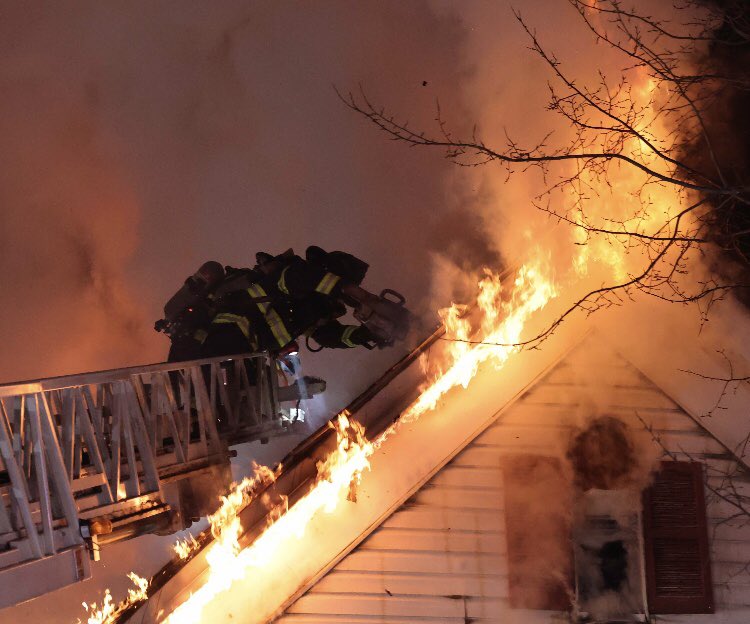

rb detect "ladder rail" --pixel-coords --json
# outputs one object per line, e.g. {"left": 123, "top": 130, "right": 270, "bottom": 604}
{"left": 0, "top": 351, "right": 319, "bottom": 609}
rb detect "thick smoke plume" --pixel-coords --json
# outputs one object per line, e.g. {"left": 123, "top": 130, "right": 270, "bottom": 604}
{"left": 0, "top": 2, "right": 486, "bottom": 621}
{"left": 680, "top": 0, "right": 750, "bottom": 304}
{"left": 0, "top": 1, "right": 489, "bottom": 399}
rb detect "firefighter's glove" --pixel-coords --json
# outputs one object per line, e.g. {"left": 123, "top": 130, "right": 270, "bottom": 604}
{"left": 354, "top": 296, "right": 410, "bottom": 345}
{"left": 353, "top": 325, "right": 391, "bottom": 349}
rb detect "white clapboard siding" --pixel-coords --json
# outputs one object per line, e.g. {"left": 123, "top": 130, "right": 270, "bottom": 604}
{"left": 361, "top": 528, "right": 504, "bottom": 555}
{"left": 312, "top": 570, "right": 508, "bottom": 598}
{"left": 286, "top": 594, "right": 511, "bottom": 619}
{"left": 278, "top": 344, "right": 750, "bottom": 623}
{"left": 382, "top": 507, "right": 504, "bottom": 532}
{"left": 335, "top": 550, "right": 508, "bottom": 577}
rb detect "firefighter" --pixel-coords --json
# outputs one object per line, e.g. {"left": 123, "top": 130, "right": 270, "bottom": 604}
{"left": 155, "top": 261, "right": 225, "bottom": 362}
{"left": 198, "top": 249, "right": 390, "bottom": 358}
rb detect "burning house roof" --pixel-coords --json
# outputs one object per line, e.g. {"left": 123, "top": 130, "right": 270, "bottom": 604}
{"left": 89, "top": 263, "right": 568, "bottom": 623}
{"left": 98, "top": 283, "right": 750, "bottom": 624}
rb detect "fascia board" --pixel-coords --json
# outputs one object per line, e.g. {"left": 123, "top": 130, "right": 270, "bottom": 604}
{"left": 149, "top": 320, "right": 582, "bottom": 624}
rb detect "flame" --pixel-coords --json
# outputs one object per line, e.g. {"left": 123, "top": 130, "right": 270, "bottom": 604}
{"left": 80, "top": 573, "right": 148, "bottom": 624}
{"left": 438, "top": 301, "right": 471, "bottom": 361}
{"left": 173, "top": 534, "right": 199, "bottom": 561}
{"left": 395, "top": 259, "right": 557, "bottom": 431}
{"left": 126, "top": 573, "right": 149, "bottom": 604}
{"left": 75, "top": 249, "right": 565, "bottom": 624}
{"left": 569, "top": 68, "right": 696, "bottom": 287}
{"left": 154, "top": 412, "right": 373, "bottom": 624}
{"left": 81, "top": 590, "right": 114, "bottom": 624}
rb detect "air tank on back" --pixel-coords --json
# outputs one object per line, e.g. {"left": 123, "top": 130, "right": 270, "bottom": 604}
{"left": 163, "top": 261, "right": 225, "bottom": 322}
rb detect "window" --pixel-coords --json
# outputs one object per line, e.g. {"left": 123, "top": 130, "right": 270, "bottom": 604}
{"left": 573, "top": 489, "right": 644, "bottom": 618}
{"left": 642, "top": 461, "right": 714, "bottom": 614}
{"left": 568, "top": 416, "right": 636, "bottom": 491}
{"left": 503, "top": 454, "right": 573, "bottom": 610}
{"left": 566, "top": 417, "right": 645, "bottom": 618}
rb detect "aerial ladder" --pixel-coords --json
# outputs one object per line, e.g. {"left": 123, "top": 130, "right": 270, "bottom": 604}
{"left": 0, "top": 352, "right": 324, "bottom": 608}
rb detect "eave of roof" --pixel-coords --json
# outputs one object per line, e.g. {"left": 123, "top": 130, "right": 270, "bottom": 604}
{"left": 124, "top": 310, "right": 585, "bottom": 622}
{"left": 127, "top": 292, "right": 750, "bottom": 622}
{"left": 145, "top": 316, "right": 583, "bottom": 624}
{"left": 115, "top": 323, "right": 448, "bottom": 623}
{"left": 595, "top": 300, "right": 750, "bottom": 472}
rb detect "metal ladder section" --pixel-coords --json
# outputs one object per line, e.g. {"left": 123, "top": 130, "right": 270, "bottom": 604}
{"left": 0, "top": 352, "right": 323, "bottom": 608}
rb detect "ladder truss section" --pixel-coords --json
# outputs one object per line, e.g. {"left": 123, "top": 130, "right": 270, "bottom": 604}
{"left": 0, "top": 352, "right": 323, "bottom": 608}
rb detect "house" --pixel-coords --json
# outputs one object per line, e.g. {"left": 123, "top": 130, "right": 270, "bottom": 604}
{"left": 134, "top": 300, "right": 750, "bottom": 624}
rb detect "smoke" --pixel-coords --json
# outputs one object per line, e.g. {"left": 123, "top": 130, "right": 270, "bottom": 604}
{"left": 679, "top": 1, "right": 750, "bottom": 305}
{"left": 0, "top": 1, "right": 504, "bottom": 392}
{"left": 562, "top": 341, "right": 664, "bottom": 489}
{"left": 423, "top": 0, "right": 738, "bottom": 334}
{"left": 0, "top": 64, "right": 151, "bottom": 379}
{"left": 342, "top": 6, "right": 708, "bottom": 614}
{"left": 499, "top": 340, "right": 664, "bottom": 620}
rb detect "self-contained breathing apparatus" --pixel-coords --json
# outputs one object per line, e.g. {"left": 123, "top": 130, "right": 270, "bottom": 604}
{"left": 154, "top": 248, "right": 413, "bottom": 355}
{"left": 154, "top": 261, "right": 226, "bottom": 341}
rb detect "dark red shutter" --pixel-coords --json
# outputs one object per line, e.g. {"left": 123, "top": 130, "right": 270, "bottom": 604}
{"left": 503, "top": 455, "right": 573, "bottom": 610}
{"left": 642, "top": 461, "right": 714, "bottom": 614}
